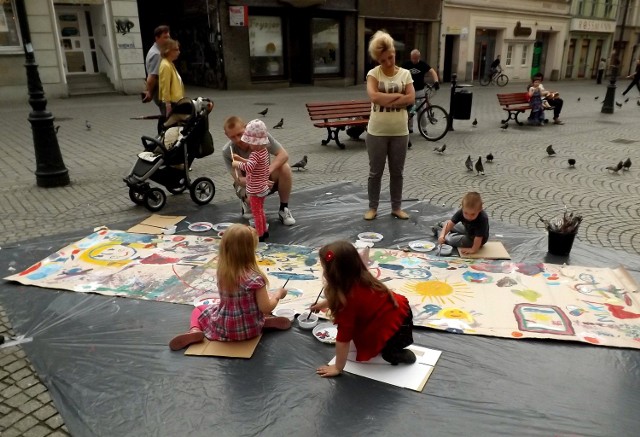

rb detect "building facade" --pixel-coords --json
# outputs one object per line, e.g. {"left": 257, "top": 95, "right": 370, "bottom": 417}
{"left": 612, "top": 0, "right": 640, "bottom": 77}
{"left": 1, "top": 0, "right": 144, "bottom": 100}
{"left": 565, "top": 0, "right": 618, "bottom": 80}
{"left": 441, "top": 0, "right": 571, "bottom": 82}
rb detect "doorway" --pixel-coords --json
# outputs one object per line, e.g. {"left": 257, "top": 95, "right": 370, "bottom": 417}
{"left": 443, "top": 35, "right": 456, "bottom": 82}
{"left": 578, "top": 39, "right": 590, "bottom": 78}
{"left": 289, "top": 14, "right": 313, "bottom": 85}
{"left": 473, "top": 29, "right": 497, "bottom": 80}
{"left": 56, "top": 7, "right": 98, "bottom": 74}
{"left": 591, "top": 39, "right": 603, "bottom": 79}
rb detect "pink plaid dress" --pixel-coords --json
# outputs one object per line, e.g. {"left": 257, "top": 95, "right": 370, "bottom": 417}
{"left": 197, "top": 271, "right": 266, "bottom": 341}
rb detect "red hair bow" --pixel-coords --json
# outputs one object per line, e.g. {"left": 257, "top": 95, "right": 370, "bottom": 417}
{"left": 324, "top": 250, "right": 334, "bottom": 262}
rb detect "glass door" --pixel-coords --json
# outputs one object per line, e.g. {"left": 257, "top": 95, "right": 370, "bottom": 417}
{"left": 578, "top": 39, "right": 590, "bottom": 78}
{"left": 57, "top": 8, "right": 96, "bottom": 74}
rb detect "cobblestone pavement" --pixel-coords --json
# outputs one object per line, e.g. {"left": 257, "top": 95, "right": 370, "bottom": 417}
{"left": 1, "top": 79, "right": 639, "bottom": 435}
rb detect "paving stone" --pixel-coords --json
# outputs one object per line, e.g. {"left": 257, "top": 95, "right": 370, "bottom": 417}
{"left": 13, "top": 414, "right": 39, "bottom": 432}
{"left": 17, "top": 398, "right": 43, "bottom": 414}
{"left": 24, "top": 383, "right": 47, "bottom": 398}
{"left": 0, "top": 427, "right": 24, "bottom": 437}
{"left": 16, "top": 375, "right": 39, "bottom": 389}
{"left": 4, "top": 358, "right": 28, "bottom": 373}
{"left": 45, "top": 413, "right": 65, "bottom": 430}
{"left": 22, "top": 424, "right": 52, "bottom": 437}
{"left": 1, "top": 384, "right": 21, "bottom": 399}
{"left": 0, "top": 410, "right": 25, "bottom": 428}
{"left": 5, "top": 392, "right": 30, "bottom": 408}
{"left": 33, "top": 403, "right": 57, "bottom": 421}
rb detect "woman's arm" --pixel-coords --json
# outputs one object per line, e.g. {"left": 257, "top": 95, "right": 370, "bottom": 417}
{"left": 256, "top": 286, "right": 287, "bottom": 314}
{"left": 367, "top": 76, "right": 404, "bottom": 106}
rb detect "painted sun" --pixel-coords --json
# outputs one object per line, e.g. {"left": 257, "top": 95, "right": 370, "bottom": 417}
{"left": 403, "top": 280, "right": 473, "bottom": 305}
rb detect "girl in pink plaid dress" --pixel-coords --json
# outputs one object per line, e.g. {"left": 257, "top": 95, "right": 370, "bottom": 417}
{"left": 169, "top": 224, "right": 291, "bottom": 350}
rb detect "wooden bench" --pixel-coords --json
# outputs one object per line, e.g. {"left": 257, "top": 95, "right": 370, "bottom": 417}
{"left": 305, "top": 100, "right": 370, "bottom": 149}
{"left": 497, "top": 92, "right": 553, "bottom": 126}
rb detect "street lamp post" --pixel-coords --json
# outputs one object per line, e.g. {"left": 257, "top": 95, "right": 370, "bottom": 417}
{"left": 602, "top": 0, "right": 631, "bottom": 114}
{"left": 15, "top": 0, "right": 70, "bottom": 187}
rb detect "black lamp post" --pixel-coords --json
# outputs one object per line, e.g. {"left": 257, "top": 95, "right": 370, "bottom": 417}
{"left": 15, "top": 0, "right": 70, "bottom": 187}
{"left": 602, "top": 0, "right": 631, "bottom": 114}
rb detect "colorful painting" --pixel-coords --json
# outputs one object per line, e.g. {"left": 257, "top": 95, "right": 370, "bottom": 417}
{"left": 5, "top": 230, "right": 640, "bottom": 349}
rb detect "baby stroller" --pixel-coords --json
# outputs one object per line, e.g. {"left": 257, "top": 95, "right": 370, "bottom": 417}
{"left": 124, "top": 97, "right": 216, "bottom": 211}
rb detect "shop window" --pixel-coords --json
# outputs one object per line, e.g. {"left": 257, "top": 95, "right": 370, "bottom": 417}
{"left": 506, "top": 45, "right": 513, "bottom": 66}
{"left": 0, "top": 0, "right": 22, "bottom": 53}
{"left": 249, "top": 15, "right": 284, "bottom": 78}
{"left": 312, "top": 18, "right": 340, "bottom": 75}
{"left": 521, "top": 44, "right": 528, "bottom": 66}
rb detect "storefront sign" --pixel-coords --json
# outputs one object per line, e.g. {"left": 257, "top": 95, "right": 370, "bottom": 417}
{"left": 229, "top": 6, "right": 248, "bottom": 27}
{"left": 446, "top": 26, "right": 461, "bottom": 35}
{"left": 570, "top": 18, "right": 614, "bottom": 33}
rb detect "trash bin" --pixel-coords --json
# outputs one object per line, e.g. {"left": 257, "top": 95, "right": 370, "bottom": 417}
{"left": 547, "top": 230, "right": 577, "bottom": 256}
{"left": 452, "top": 89, "right": 473, "bottom": 120}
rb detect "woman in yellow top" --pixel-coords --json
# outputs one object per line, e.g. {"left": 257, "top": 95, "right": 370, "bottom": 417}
{"left": 159, "top": 38, "right": 184, "bottom": 117}
{"left": 364, "top": 30, "right": 415, "bottom": 221}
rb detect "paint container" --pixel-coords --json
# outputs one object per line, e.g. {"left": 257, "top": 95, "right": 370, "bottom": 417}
{"left": 273, "top": 308, "right": 295, "bottom": 322}
{"left": 298, "top": 312, "right": 319, "bottom": 329}
{"left": 163, "top": 225, "right": 177, "bottom": 235}
{"left": 548, "top": 230, "right": 576, "bottom": 256}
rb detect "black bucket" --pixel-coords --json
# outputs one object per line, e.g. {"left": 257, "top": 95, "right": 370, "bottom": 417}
{"left": 548, "top": 230, "right": 577, "bottom": 256}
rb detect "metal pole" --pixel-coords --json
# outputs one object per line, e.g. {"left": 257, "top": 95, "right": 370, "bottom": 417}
{"left": 602, "top": 0, "right": 631, "bottom": 114}
{"left": 15, "top": 0, "right": 70, "bottom": 187}
{"left": 448, "top": 73, "right": 456, "bottom": 131}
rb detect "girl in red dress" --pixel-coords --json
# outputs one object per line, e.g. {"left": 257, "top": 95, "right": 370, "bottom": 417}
{"left": 312, "top": 240, "right": 415, "bottom": 377}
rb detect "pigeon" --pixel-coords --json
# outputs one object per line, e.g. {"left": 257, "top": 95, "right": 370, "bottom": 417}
{"left": 606, "top": 161, "right": 624, "bottom": 173}
{"left": 472, "top": 118, "right": 478, "bottom": 127}
{"left": 486, "top": 152, "right": 494, "bottom": 163}
{"left": 616, "top": 101, "right": 623, "bottom": 108}
{"left": 500, "top": 122, "right": 508, "bottom": 130}
{"left": 594, "top": 96, "right": 600, "bottom": 100}
{"left": 258, "top": 108, "right": 268, "bottom": 116}
{"left": 637, "top": 100, "right": 640, "bottom": 106}
{"left": 273, "top": 118, "right": 284, "bottom": 129}
{"left": 291, "top": 155, "right": 308, "bottom": 171}
{"left": 54, "top": 125, "right": 60, "bottom": 134}
{"left": 85, "top": 120, "right": 91, "bottom": 130}
{"left": 546, "top": 145, "right": 556, "bottom": 156}
{"left": 625, "top": 97, "right": 630, "bottom": 103}
{"left": 465, "top": 155, "right": 473, "bottom": 171}
{"left": 568, "top": 158, "right": 576, "bottom": 168}
{"left": 577, "top": 97, "right": 581, "bottom": 102}
{"left": 623, "top": 158, "right": 632, "bottom": 170}
{"left": 433, "top": 144, "right": 446, "bottom": 154}
{"left": 475, "top": 156, "right": 484, "bottom": 176}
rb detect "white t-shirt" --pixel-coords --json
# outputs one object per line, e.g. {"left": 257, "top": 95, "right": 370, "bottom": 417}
{"left": 366, "top": 66, "right": 413, "bottom": 136}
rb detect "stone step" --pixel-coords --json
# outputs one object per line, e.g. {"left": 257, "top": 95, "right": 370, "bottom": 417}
{"left": 67, "top": 73, "right": 116, "bottom": 96}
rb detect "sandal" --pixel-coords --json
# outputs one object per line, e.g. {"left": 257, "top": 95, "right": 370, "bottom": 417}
{"left": 263, "top": 316, "right": 292, "bottom": 331}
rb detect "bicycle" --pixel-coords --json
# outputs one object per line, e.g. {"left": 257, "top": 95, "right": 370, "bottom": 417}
{"left": 410, "top": 83, "right": 449, "bottom": 142}
{"left": 479, "top": 70, "right": 509, "bottom": 87}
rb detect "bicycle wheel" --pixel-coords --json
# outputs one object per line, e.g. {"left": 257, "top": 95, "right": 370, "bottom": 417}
{"left": 497, "top": 74, "right": 509, "bottom": 87}
{"left": 417, "top": 105, "right": 449, "bottom": 142}
{"left": 479, "top": 75, "right": 490, "bottom": 86}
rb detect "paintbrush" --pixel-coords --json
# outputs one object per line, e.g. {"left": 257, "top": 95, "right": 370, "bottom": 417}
{"left": 282, "top": 278, "right": 290, "bottom": 289}
{"left": 305, "top": 286, "right": 324, "bottom": 321}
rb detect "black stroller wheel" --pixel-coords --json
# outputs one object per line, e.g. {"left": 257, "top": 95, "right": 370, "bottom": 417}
{"left": 144, "top": 188, "right": 167, "bottom": 211}
{"left": 128, "top": 187, "right": 145, "bottom": 205}
{"left": 190, "top": 177, "right": 215, "bottom": 205}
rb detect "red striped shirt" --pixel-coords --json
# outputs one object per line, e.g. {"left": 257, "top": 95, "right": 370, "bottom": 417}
{"left": 238, "top": 148, "right": 270, "bottom": 195}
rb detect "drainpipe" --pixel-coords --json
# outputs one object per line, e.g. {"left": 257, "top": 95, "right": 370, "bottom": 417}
{"left": 602, "top": 0, "right": 631, "bottom": 114}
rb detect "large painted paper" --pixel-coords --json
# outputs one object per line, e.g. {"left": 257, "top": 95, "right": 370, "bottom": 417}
{"left": 5, "top": 230, "right": 640, "bottom": 349}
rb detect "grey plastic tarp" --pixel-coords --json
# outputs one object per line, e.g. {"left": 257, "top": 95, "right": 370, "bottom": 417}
{"left": 1, "top": 182, "right": 639, "bottom": 437}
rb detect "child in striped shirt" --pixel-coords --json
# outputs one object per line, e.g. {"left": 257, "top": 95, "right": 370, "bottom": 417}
{"left": 232, "top": 119, "right": 272, "bottom": 241}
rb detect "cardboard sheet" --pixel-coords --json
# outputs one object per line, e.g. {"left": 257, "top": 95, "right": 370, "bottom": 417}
{"left": 464, "top": 241, "right": 511, "bottom": 259}
{"left": 184, "top": 335, "right": 262, "bottom": 358}
{"left": 127, "top": 214, "right": 186, "bottom": 235}
{"left": 329, "top": 345, "right": 441, "bottom": 392}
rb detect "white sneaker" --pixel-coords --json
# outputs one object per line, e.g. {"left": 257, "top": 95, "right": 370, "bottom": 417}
{"left": 278, "top": 207, "right": 296, "bottom": 226}
{"left": 241, "top": 201, "right": 253, "bottom": 220}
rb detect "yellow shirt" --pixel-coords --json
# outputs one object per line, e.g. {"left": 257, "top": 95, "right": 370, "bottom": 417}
{"left": 159, "top": 58, "right": 184, "bottom": 103}
{"left": 367, "top": 66, "right": 413, "bottom": 136}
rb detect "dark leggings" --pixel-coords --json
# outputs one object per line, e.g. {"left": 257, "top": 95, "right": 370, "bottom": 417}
{"left": 381, "top": 308, "right": 414, "bottom": 355}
